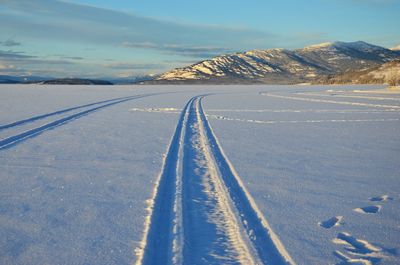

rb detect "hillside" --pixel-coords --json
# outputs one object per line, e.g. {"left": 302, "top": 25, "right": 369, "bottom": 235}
{"left": 150, "top": 41, "right": 400, "bottom": 84}
{"left": 317, "top": 60, "right": 400, "bottom": 85}
{"left": 41, "top": 78, "right": 113, "bottom": 85}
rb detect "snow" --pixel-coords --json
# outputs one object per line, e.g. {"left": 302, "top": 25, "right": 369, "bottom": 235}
{"left": 193, "top": 64, "right": 213, "bottom": 75}
{"left": 303, "top": 42, "right": 333, "bottom": 50}
{"left": 204, "top": 86, "right": 400, "bottom": 265}
{"left": 0, "top": 84, "right": 399, "bottom": 265}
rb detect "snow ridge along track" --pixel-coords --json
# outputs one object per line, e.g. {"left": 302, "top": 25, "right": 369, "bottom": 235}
{"left": 138, "top": 95, "right": 295, "bottom": 265}
{"left": 0, "top": 93, "right": 155, "bottom": 150}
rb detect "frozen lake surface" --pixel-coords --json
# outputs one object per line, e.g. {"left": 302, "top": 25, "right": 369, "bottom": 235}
{"left": 0, "top": 84, "right": 399, "bottom": 265}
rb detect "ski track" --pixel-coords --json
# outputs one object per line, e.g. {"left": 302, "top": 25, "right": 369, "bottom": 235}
{"left": 296, "top": 92, "right": 400, "bottom": 102}
{"left": 205, "top": 109, "right": 399, "bottom": 113}
{"left": 208, "top": 115, "right": 400, "bottom": 125}
{"left": 0, "top": 93, "right": 155, "bottom": 150}
{"left": 128, "top": 108, "right": 400, "bottom": 124}
{"left": 262, "top": 93, "right": 400, "bottom": 109}
{"left": 0, "top": 95, "right": 138, "bottom": 131}
{"left": 130, "top": 108, "right": 400, "bottom": 114}
{"left": 138, "top": 95, "right": 295, "bottom": 265}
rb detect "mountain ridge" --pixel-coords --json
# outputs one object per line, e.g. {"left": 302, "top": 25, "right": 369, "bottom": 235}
{"left": 149, "top": 41, "right": 400, "bottom": 84}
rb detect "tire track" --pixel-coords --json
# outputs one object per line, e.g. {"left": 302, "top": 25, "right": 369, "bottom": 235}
{"left": 0, "top": 95, "right": 137, "bottom": 131}
{"left": 198, "top": 96, "right": 295, "bottom": 265}
{"left": 181, "top": 97, "right": 257, "bottom": 264}
{"left": 262, "top": 93, "right": 400, "bottom": 109}
{"left": 0, "top": 93, "right": 155, "bottom": 150}
{"left": 137, "top": 97, "right": 194, "bottom": 265}
{"left": 138, "top": 95, "right": 295, "bottom": 265}
{"left": 296, "top": 92, "right": 400, "bottom": 102}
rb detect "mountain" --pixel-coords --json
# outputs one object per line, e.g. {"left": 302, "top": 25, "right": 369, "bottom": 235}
{"left": 0, "top": 76, "right": 20, "bottom": 84}
{"left": 317, "top": 59, "right": 400, "bottom": 85}
{"left": 0, "top": 75, "right": 51, "bottom": 84}
{"left": 107, "top": 75, "right": 155, "bottom": 84}
{"left": 0, "top": 76, "right": 113, "bottom": 85}
{"left": 0, "top": 75, "right": 149, "bottom": 85}
{"left": 151, "top": 41, "right": 400, "bottom": 84}
{"left": 41, "top": 78, "right": 113, "bottom": 85}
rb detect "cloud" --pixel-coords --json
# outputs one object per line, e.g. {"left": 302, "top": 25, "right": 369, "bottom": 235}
{"left": 121, "top": 42, "right": 158, "bottom": 49}
{"left": 62, "top": 56, "right": 84, "bottom": 60}
{"left": 0, "top": 63, "right": 14, "bottom": 70}
{"left": 3, "top": 0, "right": 330, "bottom": 77}
{"left": 0, "top": 48, "right": 164, "bottom": 78}
{"left": 0, "top": 63, "right": 28, "bottom": 75}
{"left": 0, "top": 0, "right": 275, "bottom": 52}
{"left": 0, "top": 47, "right": 168, "bottom": 78}
{"left": 0, "top": 38, "right": 21, "bottom": 47}
{"left": 101, "top": 62, "right": 162, "bottom": 70}
{"left": 0, "top": 50, "right": 77, "bottom": 65}
{"left": 0, "top": 50, "right": 36, "bottom": 59}
{"left": 122, "top": 42, "right": 232, "bottom": 58}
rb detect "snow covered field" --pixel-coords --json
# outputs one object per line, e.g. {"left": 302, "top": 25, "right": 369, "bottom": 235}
{"left": 0, "top": 84, "right": 399, "bottom": 265}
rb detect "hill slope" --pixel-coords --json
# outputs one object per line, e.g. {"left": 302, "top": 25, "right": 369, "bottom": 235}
{"left": 317, "top": 59, "right": 400, "bottom": 85}
{"left": 152, "top": 41, "right": 400, "bottom": 84}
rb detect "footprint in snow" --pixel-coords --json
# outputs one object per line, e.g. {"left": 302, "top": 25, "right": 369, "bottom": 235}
{"left": 334, "top": 250, "right": 376, "bottom": 265}
{"left": 334, "top": 232, "right": 381, "bottom": 254}
{"left": 353, "top": 205, "right": 381, "bottom": 214}
{"left": 319, "top": 216, "right": 343, "bottom": 229}
{"left": 333, "top": 232, "right": 386, "bottom": 265}
{"left": 369, "top": 195, "right": 392, "bottom": 202}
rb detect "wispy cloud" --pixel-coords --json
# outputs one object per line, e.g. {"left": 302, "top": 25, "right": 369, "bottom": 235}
{"left": 0, "top": 49, "right": 80, "bottom": 77}
{"left": 0, "top": 48, "right": 163, "bottom": 77}
{"left": 0, "top": 50, "right": 76, "bottom": 65}
{"left": 0, "top": 38, "right": 21, "bottom": 47}
{"left": 0, "top": 0, "right": 279, "bottom": 77}
{"left": 62, "top": 56, "right": 84, "bottom": 60}
{"left": 101, "top": 62, "right": 163, "bottom": 70}
{"left": 0, "top": 50, "right": 35, "bottom": 59}
{"left": 122, "top": 42, "right": 232, "bottom": 58}
{"left": 0, "top": 63, "right": 27, "bottom": 75}
{"left": 0, "top": 0, "right": 275, "bottom": 52}
{"left": 0, "top": 63, "right": 15, "bottom": 70}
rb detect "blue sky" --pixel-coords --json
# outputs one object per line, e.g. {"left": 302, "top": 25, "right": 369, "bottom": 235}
{"left": 0, "top": 0, "right": 399, "bottom": 78}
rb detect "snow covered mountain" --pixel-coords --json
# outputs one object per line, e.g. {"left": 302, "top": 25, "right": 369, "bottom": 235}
{"left": 153, "top": 41, "right": 400, "bottom": 84}
{"left": 317, "top": 59, "right": 400, "bottom": 85}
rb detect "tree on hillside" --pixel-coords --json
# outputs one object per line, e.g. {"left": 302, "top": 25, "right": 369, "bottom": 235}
{"left": 386, "top": 69, "right": 400, "bottom": 86}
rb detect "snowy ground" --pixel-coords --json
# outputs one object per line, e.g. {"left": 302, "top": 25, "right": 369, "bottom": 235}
{"left": 0, "top": 84, "right": 399, "bottom": 265}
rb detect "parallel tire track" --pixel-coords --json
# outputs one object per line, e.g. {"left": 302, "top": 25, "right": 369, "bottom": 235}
{"left": 0, "top": 93, "right": 155, "bottom": 150}
{"left": 263, "top": 93, "right": 400, "bottom": 109}
{"left": 138, "top": 95, "right": 295, "bottom": 265}
{"left": 181, "top": 97, "right": 257, "bottom": 264}
{"left": 197, "top": 96, "right": 295, "bottom": 265}
{"left": 0, "top": 95, "right": 137, "bottom": 131}
{"left": 137, "top": 97, "right": 195, "bottom": 265}
{"left": 296, "top": 92, "right": 400, "bottom": 102}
